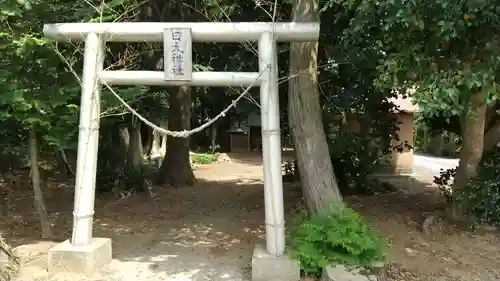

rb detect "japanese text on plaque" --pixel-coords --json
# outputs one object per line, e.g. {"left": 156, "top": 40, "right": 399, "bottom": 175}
{"left": 163, "top": 28, "right": 192, "bottom": 81}
{"left": 170, "top": 31, "right": 185, "bottom": 76}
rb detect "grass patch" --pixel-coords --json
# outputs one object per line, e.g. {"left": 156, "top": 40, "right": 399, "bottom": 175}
{"left": 190, "top": 152, "right": 219, "bottom": 164}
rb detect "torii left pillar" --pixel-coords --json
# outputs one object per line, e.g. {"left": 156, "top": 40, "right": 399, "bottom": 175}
{"left": 47, "top": 32, "right": 112, "bottom": 275}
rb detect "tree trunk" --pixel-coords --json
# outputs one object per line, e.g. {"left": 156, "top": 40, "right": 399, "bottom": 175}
{"left": 157, "top": 85, "right": 195, "bottom": 186}
{"left": 150, "top": 130, "right": 162, "bottom": 158}
{"left": 210, "top": 125, "right": 217, "bottom": 153}
{"left": 452, "top": 91, "right": 487, "bottom": 217}
{"left": 437, "top": 134, "right": 445, "bottom": 156}
{"left": 288, "top": 0, "right": 343, "bottom": 214}
{"left": 143, "top": 126, "right": 153, "bottom": 157}
{"left": 118, "top": 125, "right": 130, "bottom": 152}
{"left": 28, "top": 129, "right": 53, "bottom": 239}
{"left": 422, "top": 126, "right": 429, "bottom": 151}
{"left": 128, "top": 117, "right": 143, "bottom": 170}
{"left": 54, "top": 148, "right": 75, "bottom": 179}
{"left": 54, "top": 149, "right": 66, "bottom": 179}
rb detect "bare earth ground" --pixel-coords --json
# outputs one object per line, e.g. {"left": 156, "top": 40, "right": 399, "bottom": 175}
{"left": 2, "top": 152, "right": 500, "bottom": 281}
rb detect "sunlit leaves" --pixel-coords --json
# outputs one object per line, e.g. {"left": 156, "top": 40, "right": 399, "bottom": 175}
{"left": 0, "top": 0, "right": 84, "bottom": 153}
{"left": 0, "top": 0, "right": 23, "bottom": 16}
{"left": 107, "top": 0, "right": 124, "bottom": 8}
{"left": 325, "top": 0, "right": 500, "bottom": 117}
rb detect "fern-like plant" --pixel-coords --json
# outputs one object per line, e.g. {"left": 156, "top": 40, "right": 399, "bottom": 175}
{"left": 287, "top": 205, "right": 385, "bottom": 276}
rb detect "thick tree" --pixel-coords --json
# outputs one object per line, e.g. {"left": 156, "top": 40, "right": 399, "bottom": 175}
{"left": 157, "top": 86, "right": 195, "bottom": 186}
{"left": 147, "top": 0, "right": 196, "bottom": 186}
{"left": 288, "top": 0, "right": 343, "bottom": 214}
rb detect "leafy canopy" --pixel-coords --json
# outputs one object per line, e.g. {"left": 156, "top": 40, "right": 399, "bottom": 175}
{"left": 328, "top": 0, "right": 500, "bottom": 117}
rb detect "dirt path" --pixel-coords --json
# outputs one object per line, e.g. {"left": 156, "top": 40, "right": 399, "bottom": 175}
{"left": 7, "top": 152, "right": 300, "bottom": 281}
{"left": 355, "top": 172, "right": 500, "bottom": 281}
{"left": 2, "top": 152, "right": 500, "bottom": 281}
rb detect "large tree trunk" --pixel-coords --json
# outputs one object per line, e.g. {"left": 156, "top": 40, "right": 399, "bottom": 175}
{"left": 288, "top": 0, "right": 343, "bottom": 214}
{"left": 148, "top": 0, "right": 194, "bottom": 186}
{"left": 157, "top": 85, "right": 195, "bottom": 186}
{"left": 28, "top": 129, "right": 53, "bottom": 239}
{"left": 452, "top": 91, "right": 487, "bottom": 217}
{"left": 128, "top": 117, "right": 144, "bottom": 170}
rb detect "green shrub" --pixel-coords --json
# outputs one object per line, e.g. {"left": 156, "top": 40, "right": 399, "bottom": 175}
{"left": 434, "top": 149, "right": 500, "bottom": 229}
{"left": 324, "top": 110, "right": 398, "bottom": 195}
{"left": 191, "top": 152, "right": 218, "bottom": 164}
{"left": 287, "top": 205, "right": 385, "bottom": 276}
{"left": 455, "top": 149, "right": 500, "bottom": 229}
{"left": 433, "top": 167, "right": 456, "bottom": 203}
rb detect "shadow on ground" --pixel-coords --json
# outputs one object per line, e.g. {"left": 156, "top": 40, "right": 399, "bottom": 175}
{"left": 2, "top": 157, "right": 500, "bottom": 281}
{"left": 226, "top": 151, "right": 296, "bottom": 166}
{"left": 6, "top": 176, "right": 302, "bottom": 281}
{"left": 348, "top": 173, "right": 500, "bottom": 281}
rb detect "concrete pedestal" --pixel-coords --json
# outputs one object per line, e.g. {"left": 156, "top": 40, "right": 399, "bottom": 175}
{"left": 251, "top": 244, "right": 300, "bottom": 281}
{"left": 48, "top": 238, "right": 112, "bottom": 275}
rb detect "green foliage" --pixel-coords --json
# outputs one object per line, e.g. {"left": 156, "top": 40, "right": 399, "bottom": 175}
{"left": 0, "top": 0, "right": 154, "bottom": 180}
{"left": 327, "top": 129, "right": 392, "bottom": 194}
{"left": 433, "top": 167, "right": 456, "bottom": 203}
{"left": 434, "top": 148, "right": 500, "bottom": 229}
{"left": 99, "top": 161, "right": 152, "bottom": 195}
{"left": 97, "top": 151, "right": 152, "bottom": 195}
{"left": 326, "top": 0, "right": 500, "bottom": 118}
{"left": 287, "top": 205, "right": 385, "bottom": 276}
{"left": 456, "top": 149, "right": 500, "bottom": 229}
{"left": 320, "top": 0, "right": 500, "bottom": 218}
{"left": 0, "top": 0, "right": 94, "bottom": 158}
{"left": 282, "top": 160, "right": 299, "bottom": 183}
{"left": 190, "top": 152, "right": 219, "bottom": 164}
{"left": 0, "top": 0, "right": 290, "bottom": 189}
{"left": 318, "top": 7, "right": 403, "bottom": 195}
{"left": 413, "top": 113, "right": 461, "bottom": 157}
{"left": 323, "top": 103, "right": 399, "bottom": 194}
{"left": 122, "top": 164, "right": 152, "bottom": 192}
{"left": 96, "top": 134, "right": 126, "bottom": 192}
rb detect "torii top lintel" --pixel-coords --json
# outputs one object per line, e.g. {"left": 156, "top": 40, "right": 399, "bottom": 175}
{"left": 42, "top": 22, "right": 320, "bottom": 43}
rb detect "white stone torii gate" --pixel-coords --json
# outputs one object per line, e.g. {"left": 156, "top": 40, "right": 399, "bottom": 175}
{"left": 43, "top": 22, "right": 319, "bottom": 280}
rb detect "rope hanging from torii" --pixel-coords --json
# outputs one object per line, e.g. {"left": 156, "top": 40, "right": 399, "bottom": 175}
{"left": 101, "top": 67, "right": 266, "bottom": 138}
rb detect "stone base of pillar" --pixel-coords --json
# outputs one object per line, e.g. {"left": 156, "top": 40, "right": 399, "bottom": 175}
{"left": 251, "top": 244, "right": 300, "bottom": 281}
{"left": 48, "top": 238, "right": 112, "bottom": 275}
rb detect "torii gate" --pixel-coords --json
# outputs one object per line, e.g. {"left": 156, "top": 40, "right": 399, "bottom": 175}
{"left": 43, "top": 22, "right": 319, "bottom": 281}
